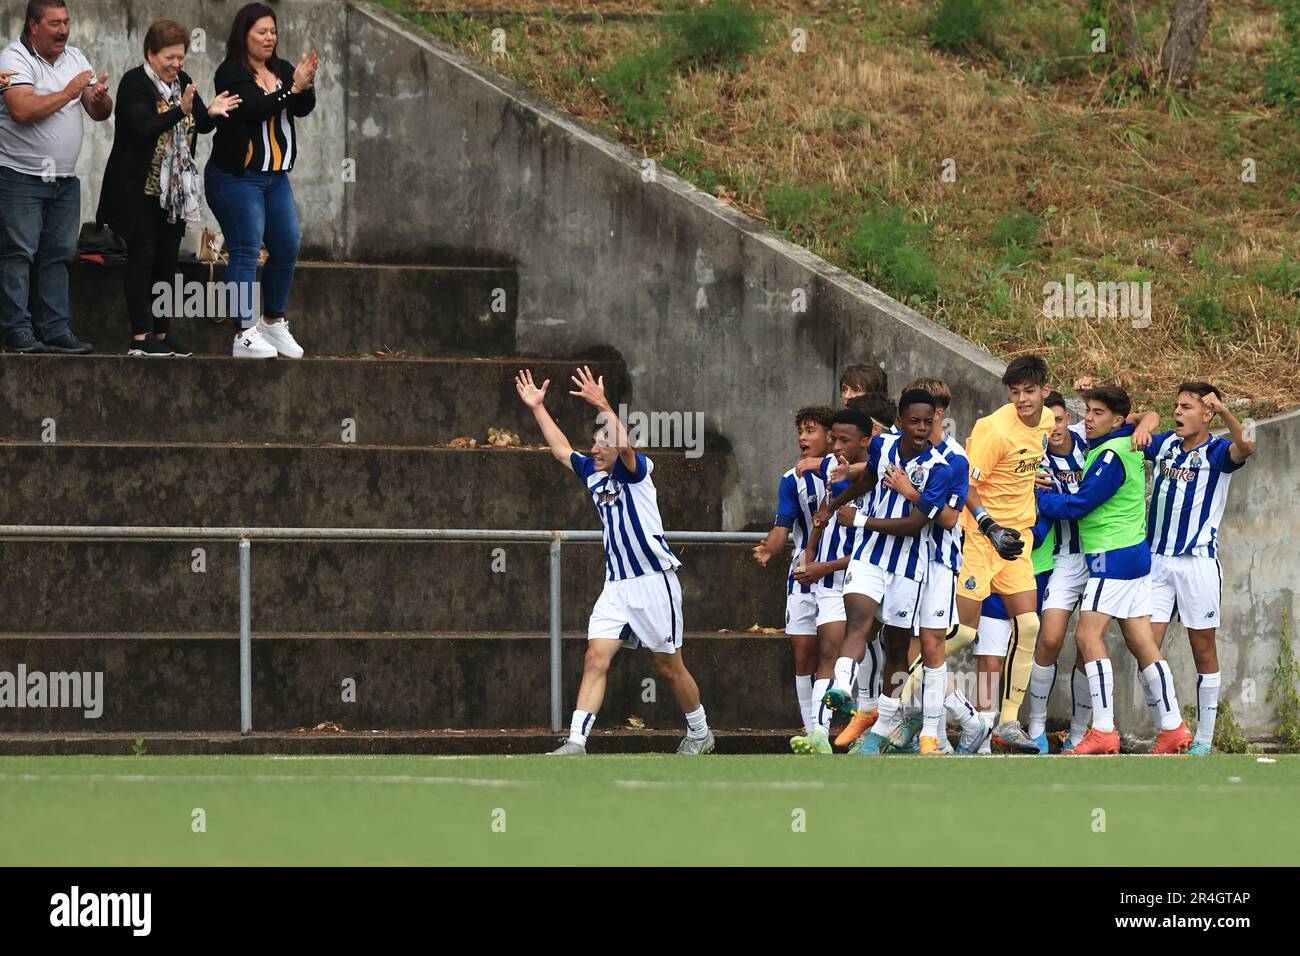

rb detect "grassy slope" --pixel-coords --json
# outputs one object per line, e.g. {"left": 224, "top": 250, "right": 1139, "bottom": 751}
{"left": 1, "top": 753, "right": 1296, "bottom": 864}
{"left": 383, "top": 0, "right": 1299, "bottom": 422}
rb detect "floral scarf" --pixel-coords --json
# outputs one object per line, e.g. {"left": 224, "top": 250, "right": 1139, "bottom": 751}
{"left": 143, "top": 60, "right": 201, "bottom": 224}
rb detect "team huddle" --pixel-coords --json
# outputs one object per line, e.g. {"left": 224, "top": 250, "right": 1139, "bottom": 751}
{"left": 515, "top": 354, "right": 1255, "bottom": 757}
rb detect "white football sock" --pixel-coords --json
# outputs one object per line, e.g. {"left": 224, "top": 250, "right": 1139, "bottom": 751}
{"left": 1087, "top": 659, "right": 1115, "bottom": 733}
{"left": 858, "top": 639, "right": 882, "bottom": 712}
{"left": 874, "top": 695, "right": 902, "bottom": 737}
{"left": 1141, "top": 660, "right": 1182, "bottom": 731}
{"left": 568, "top": 709, "right": 595, "bottom": 746}
{"left": 684, "top": 705, "right": 709, "bottom": 739}
{"left": 945, "top": 688, "right": 983, "bottom": 736}
{"left": 1026, "top": 662, "right": 1057, "bottom": 738}
{"left": 811, "top": 678, "right": 832, "bottom": 733}
{"left": 1068, "top": 667, "right": 1092, "bottom": 744}
{"left": 833, "top": 656, "right": 858, "bottom": 694}
{"left": 978, "top": 711, "right": 996, "bottom": 753}
{"left": 1195, "top": 671, "right": 1221, "bottom": 747}
{"left": 922, "top": 665, "right": 946, "bottom": 738}
{"left": 795, "top": 674, "right": 814, "bottom": 733}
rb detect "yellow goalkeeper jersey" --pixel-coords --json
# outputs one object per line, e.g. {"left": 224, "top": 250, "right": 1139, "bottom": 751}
{"left": 959, "top": 402, "right": 1054, "bottom": 534}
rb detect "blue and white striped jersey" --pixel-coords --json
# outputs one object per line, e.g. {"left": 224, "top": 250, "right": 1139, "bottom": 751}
{"left": 774, "top": 466, "right": 828, "bottom": 595}
{"left": 814, "top": 467, "right": 862, "bottom": 592}
{"left": 1144, "top": 432, "right": 1245, "bottom": 557}
{"left": 571, "top": 452, "right": 682, "bottom": 582}
{"left": 1045, "top": 421, "right": 1088, "bottom": 556}
{"left": 928, "top": 436, "right": 969, "bottom": 573}
{"left": 855, "top": 434, "right": 954, "bottom": 582}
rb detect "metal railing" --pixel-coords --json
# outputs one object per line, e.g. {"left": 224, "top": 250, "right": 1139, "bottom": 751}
{"left": 0, "top": 525, "right": 766, "bottom": 733}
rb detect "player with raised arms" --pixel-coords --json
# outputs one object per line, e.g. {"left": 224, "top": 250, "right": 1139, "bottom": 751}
{"left": 516, "top": 366, "right": 714, "bottom": 756}
{"left": 1145, "top": 382, "right": 1255, "bottom": 754}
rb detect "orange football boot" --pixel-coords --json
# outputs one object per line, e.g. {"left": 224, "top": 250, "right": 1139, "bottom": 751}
{"left": 834, "top": 708, "right": 878, "bottom": 748}
{"left": 1152, "top": 722, "right": 1194, "bottom": 754}
{"left": 918, "top": 735, "right": 946, "bottom": 756}
{"left": 1069, "top": 727, "right": 1121, "bottom": 755}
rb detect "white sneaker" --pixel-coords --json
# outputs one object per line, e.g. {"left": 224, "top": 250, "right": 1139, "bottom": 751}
{"left": 233, "top": 324, "right": 277, "bottom": 359}
{"left": 257, "top": 318, "right": 304, "bottom": 358}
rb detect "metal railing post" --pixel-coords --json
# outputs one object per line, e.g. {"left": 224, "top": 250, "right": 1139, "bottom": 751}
{"left": 239, "top": 536, "right": 252, "bottom": 735}
{"left": 549, "top": 533, "right": 563, "bottom": 733}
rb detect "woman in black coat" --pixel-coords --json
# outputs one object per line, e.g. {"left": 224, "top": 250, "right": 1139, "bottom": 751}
{"left": 97, "top": 20, "right": 240, "bottom": 356}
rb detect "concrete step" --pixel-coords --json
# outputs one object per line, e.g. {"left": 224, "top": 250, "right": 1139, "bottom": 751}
{"left": 0, "top": 443, "right": 726, "bottom": 529}
{"left": 0, "top": 631, "right": 796, "bottom": 732}
{"left": 0, "top": 354, "right": 627, "bottom": 446}
{"left": 0, "top": 729, "right": 797, "bottom": 755}
{"left": 0, "top": 539, "right": 786, "bottom": 633}
{"left": 68, "top": 260, "right": 518, "bottom": 357}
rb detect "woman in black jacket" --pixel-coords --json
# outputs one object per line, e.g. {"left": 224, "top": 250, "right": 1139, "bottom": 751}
{"left": 97, "top": 20, "right": 240, "bottom": 356}
{"left": 206, "top": 2, "right": 317, "bottom": 360}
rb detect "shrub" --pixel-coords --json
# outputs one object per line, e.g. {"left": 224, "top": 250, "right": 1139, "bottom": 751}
{"left": 664, "top": 0, "right": 767, "bottom": 70}
{"left": 1265, "top": 0, "right": 1300, "bottom": 113}
{"left": 929, "top": 0, "right": 1003, "bottom": 55}
{"left": 846, "top": 205, "right": 939, "bottom": 300}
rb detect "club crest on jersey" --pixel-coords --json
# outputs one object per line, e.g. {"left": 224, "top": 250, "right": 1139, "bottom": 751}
{"left": 593, "top": 479, "right": 622, "bottom": 504}
{"left": 908, "top": 465, "right": 925, "bottom": 487}
{"left": 1189, "top": 450, "right": 1202, "bottom": 469}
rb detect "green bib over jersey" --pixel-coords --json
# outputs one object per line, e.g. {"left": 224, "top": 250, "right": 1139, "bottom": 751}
{"left": 1076, "top": 432, "right": 1146, "bottom": 553}
{"left": 1031, "top": 522, "right": 1055, "bottom": 575}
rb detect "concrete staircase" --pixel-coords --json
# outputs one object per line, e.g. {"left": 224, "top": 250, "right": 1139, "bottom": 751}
{"left": 0, "top": 260, "right": 794, "bottom": 751}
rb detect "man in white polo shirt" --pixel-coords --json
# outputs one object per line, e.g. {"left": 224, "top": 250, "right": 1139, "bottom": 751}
{"left": 0, "top": 0, "right": 110, "bottom": 354}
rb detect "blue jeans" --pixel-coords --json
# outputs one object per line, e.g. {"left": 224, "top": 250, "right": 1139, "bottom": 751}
{"left": 0, "top": 166, "right": 79, "bottom": 339}
{"left": 204, "top": 165, "right": 301, "bottom": 328}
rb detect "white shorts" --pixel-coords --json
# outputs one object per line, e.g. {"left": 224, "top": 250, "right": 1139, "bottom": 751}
{"left": 843, "top": 559, "right": 923, "bottom": 630}
{"left": 813, "top": 585, "right": 846, "bottom": 627}
{"left": 917, "top": 563, "right": 957, "bottom": 632}
{"left": 1082, "top": 575, "right": 1152, "bottom": 621}
{"left": 785, "top": 589, "right": 818, "bottom": 636}
{"left": 975, "top": 616, "right": 1012, "bottom": 657}
{"left": 1042, "top": 552, "right": 1089, "bottom": 613}
{"left": 587, "top": 569, "right": 684, "bottom": 654}
{"left": 1150, "top": 554, "right": 1222, "bottom": 629}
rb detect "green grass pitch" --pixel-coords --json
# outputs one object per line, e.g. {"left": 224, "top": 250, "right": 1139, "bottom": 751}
{"left": 1, "top": 754, "right": 1296, "bottom": 865}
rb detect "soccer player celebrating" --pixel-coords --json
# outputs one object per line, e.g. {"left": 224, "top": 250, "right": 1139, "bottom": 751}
{"left": 952, "top": 355, "right": 1055, "bottom": 753}
{"left": 1036, "top": 386, "right": 1193, "bottom": 755}
{"left": 516, "top": 367, "right": 714, "bottom": 756}
{"left": 788, "top": 407, "right": 875, "bottom": 754}
{"left": 753, "top": 406, "right": 835, "bottom": 733}
{"left": 1145, "top": 383, "right": 1256, "bottom": 754}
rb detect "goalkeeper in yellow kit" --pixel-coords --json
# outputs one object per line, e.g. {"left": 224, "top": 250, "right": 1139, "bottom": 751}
{"left": 953, "top": 355, "right": 1055, "bottom": 753}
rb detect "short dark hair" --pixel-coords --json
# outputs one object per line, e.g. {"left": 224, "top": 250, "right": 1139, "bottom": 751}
{"left": 1176, "top": 381, "right": 1222, "bottom": 403}
{"left": 904, "top": 377, "right": 951, "bottom": 411}
{"left": 1002, "top": 355, "right": 1049, "bottom": 388}
{"left": 794, "top": 405, "right": 835, "bottom": 431}
{"left": 848, "top": 392, "right": 895, "bottom": 429}
{"left": 840, "top": 364, "right": 888, "bottom": 396}
{"left": 897, "top": 388, "right": 937, "bottom": 416}
{"left": 831, "top": 407, "right": 873, "bottom": 437}
{"left": 145, "top": 20, "right": 190, "bottom": 56}
{"left": 23, "top": 0, "right": 66, "bottom": 35}
{"left": 225, "top": 2, "right": 284, "bottom": 73}
{"left": 1083, "top": 386, "right": 1131, "bottom": 419}
{"left": 1044, "top": 390, "right": 1068, "bottom": 412}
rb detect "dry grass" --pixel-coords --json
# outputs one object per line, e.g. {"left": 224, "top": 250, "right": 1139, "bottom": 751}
{"left": 393, "top": 0, "right": 1300, "bottom": 419}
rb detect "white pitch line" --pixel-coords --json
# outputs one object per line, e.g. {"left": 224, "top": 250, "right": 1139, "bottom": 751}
{"left": 0, "top": 773, "right": 531, "bottom": 788}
